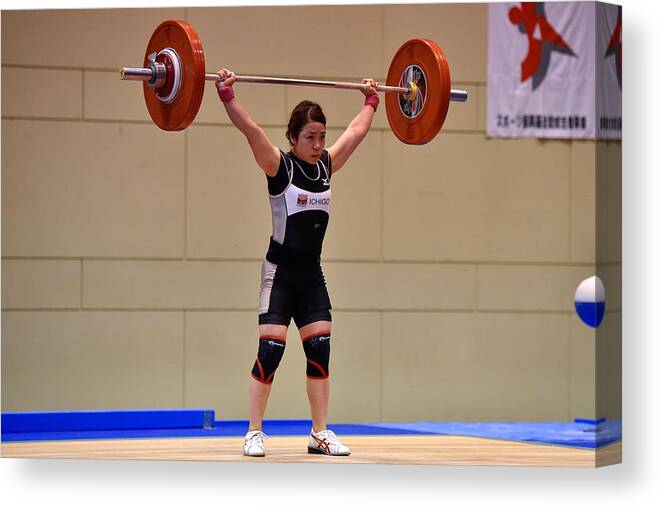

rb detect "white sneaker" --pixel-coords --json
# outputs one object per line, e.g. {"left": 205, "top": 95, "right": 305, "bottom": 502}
{"left": 243, "top": 430, "right": 267, "bottom": 457}
{"left": 308, "top": 429, "right": 351, "bottom": 456}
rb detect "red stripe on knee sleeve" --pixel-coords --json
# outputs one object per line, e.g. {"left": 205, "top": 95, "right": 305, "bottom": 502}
{"left": 302, "top": 331, "right": 331, "bottom": 342}
{"left": 306, "top": 358, "right": 328, "bottom": 378}
{"left": 251, "top": 373, "right": 272, "bottom": 385}
{"left": 256, "top": 358, "right": 265, "bottom": 380}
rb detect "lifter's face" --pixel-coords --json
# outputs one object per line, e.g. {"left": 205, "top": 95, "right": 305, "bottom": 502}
{"left": 292, "top": 122, "right": 326, "bottom": 164}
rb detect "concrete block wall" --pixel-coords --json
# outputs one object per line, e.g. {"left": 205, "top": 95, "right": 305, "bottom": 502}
{"left": 1, "top": 5, "right": 621, "bottom": 422}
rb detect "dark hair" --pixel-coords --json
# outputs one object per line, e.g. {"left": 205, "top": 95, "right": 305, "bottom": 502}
{"left": 286, "top": 100, "right": 326, "bottom": 146}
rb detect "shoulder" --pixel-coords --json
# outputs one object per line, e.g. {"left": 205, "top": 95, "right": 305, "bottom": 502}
{"left": 266, "top": 150, "right": 292, "bottom": 195}
{"left": 274, "top": 149, "right": 292, "bottom": 172}
{"left": 264, "top": 149, "right": 285, "bottom": 177}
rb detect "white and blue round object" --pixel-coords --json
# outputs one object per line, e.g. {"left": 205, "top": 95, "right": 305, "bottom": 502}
{"left": 574, "top": 275, "right": 606, "bottom": 328}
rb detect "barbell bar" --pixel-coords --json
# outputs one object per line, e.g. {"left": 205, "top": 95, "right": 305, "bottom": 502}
{"left": 119, "top": 19, "right": 468, "bottom": 144}
{"left": 120, "top": 67, "right": 469, "bottom": 103}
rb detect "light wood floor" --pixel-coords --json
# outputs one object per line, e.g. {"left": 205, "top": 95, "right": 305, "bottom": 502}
{"left": 1, "top": 435, "right": 621, "bottom": 467}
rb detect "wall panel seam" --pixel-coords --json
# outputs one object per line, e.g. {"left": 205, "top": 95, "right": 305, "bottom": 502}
{"left": 1, "top": 65, "right": 486, "bottom": 87}
{"left": 184, "top": 129, "right": 189, "bottom": 259}
{"left": 0, "top": 308, "right": 580, "bottom": 314}
{"left": 0, "top": 116, "right": 486, "bottom": 135}
{"left": 474, "top": 262, "right": 479, "bottom": 313}
{"left": 380, "top": 130, "right": 384, "bottom": 261}
{"left": 567, "top": 313, "right": 572, "bottom": 420}
{"left": 0, "top": 256, "right": 600, "bottom": 266}
{"left": 81, "top": 70, "right": 85, "bottom": 120}
{"left": 183, "top": 310, "right": 187, "bottom": 408}
{"left": 379, "top": 310, "right": 383, "bottom": 421}
{"left": 568, "top": 141, "right": 574, "bottom": 262}
{"left": 80, "top": 259, "right": 84, "bottom": 309}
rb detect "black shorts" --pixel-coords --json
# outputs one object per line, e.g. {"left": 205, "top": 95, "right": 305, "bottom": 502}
{"left": 258, "top": 259, "right": 332, "bottom": 328}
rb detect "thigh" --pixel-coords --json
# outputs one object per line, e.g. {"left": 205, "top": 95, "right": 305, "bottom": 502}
{"left": 259, "top": 323, "right": 288, "bottom": 340}
{"left": 298, "top": 320, "right": 331, "bottom": 340}
{"left": 258, "top": 260, "right": 293, "bottom": 327}
{"left": 292, "top": 267, "right": 332, "bottom": 329}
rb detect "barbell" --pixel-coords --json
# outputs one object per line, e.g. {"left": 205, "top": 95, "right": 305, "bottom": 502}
{"left": 119, "top": 19, "right": 468, "bottom": 145}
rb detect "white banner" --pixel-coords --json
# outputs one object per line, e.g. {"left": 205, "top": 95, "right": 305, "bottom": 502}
{"left": 487, "top": 2, "right": 622, "bottom": 139}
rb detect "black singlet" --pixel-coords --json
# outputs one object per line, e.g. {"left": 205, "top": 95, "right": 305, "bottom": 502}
{"left": 265, "top": 150, "right": 332, "bottom": 268}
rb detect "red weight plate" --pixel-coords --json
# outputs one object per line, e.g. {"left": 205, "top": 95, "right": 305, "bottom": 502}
{"left": 385, "top": 39, "right": 451, "bottom": 145}
{"left": 143, "top": 20, "right": 205, "bottom": 131}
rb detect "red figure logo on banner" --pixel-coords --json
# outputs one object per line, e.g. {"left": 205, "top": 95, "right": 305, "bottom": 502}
{"left": 508, "top": 2, "right": 576, "bottom": 90}
{"left": 604, "top": 6, "right": 622, "bottom": 89}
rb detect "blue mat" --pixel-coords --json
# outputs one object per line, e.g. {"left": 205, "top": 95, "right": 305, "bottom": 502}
{"left": 2, "top": 409, "right": 214, "bottom": 433}
{"left": 365, "top": 420, "right": 622, "bottom": 449}
{"left": 1, "top": 411, "right": 621, "bottom": 449}
{"left": 0, "top": 419, "right": 423, "bottom": 443}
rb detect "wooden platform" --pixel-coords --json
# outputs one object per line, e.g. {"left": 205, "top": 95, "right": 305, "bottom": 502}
{"left": 1, "top": 435, "right": 621, "bottom": 467}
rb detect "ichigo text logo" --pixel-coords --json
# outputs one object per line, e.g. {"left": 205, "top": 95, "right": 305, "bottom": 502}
{"left": 296, "top": 194, "right": 330, "bottom": 207}
{"left": 604, "top": 6, "right": 622, "bottom": 89}
{"left": 508, "top": 2, "right": 577, "bottom": 90}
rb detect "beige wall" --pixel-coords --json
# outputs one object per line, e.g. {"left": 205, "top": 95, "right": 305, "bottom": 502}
{"left": 1, "top": 5, "right": 621, "bottom": 421}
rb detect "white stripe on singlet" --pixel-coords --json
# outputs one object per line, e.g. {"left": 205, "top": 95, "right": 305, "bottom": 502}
{"left": 258, "top": 259, "right": 278, "bottom": 315}
{"left": 269, "top": 151, "right": 294, "bottom": 244}
{"left": 318, "top": 157, "right": 330, "bottom": 181}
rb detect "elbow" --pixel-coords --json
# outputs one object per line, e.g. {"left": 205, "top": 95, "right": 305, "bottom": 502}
{"left": 356, "top": 128, "right": 370, "bottom": 142}
{"left": 241, "top": 122, "right": 261, "bottom": 139}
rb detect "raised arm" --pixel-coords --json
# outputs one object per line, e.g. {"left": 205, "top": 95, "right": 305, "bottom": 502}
{"left": 327, "top": 78, "right": 379, "bottom": 174}
{"left": 216, "top": 69, "right": 280, "bottom": 177}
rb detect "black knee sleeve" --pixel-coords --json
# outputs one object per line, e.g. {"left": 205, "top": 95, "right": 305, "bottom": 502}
{"left": 302, "top": 333, "right": 331, "bottom": 379}
{"left": 251, "top": 336, "right": 286, "bottom": 384}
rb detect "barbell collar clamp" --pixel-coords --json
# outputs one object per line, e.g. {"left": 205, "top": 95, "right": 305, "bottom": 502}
{"left": 149, "top": 61, "right": 167, "bottom": 88}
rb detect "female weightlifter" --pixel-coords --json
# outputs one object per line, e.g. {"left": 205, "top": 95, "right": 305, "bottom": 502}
{"left": 216, "top": 67, "right": 379, "bottom": 457}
